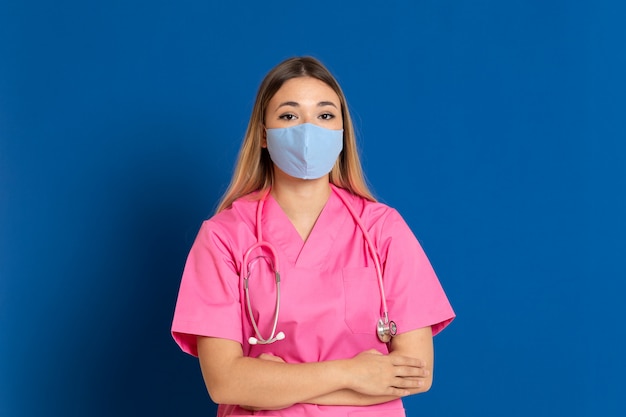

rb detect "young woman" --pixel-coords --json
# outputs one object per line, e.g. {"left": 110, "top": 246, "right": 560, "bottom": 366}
{"left": 172, "top": 56, "right": 455, "bottom": 417}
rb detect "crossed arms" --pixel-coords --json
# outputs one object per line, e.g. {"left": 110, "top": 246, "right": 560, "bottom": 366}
{"left": 196, "top": 326, "right": 433, "bottom": 410}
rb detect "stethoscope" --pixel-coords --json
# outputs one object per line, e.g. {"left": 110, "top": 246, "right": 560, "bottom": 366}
{"left": 242, "top": 186, "right": 397, "bottom": 345}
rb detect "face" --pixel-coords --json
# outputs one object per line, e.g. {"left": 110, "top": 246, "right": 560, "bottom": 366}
{"left": 264, "top": 76, "right": 343, "bottom": 132}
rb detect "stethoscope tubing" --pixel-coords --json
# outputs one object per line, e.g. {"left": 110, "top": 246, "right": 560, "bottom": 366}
{"left": 243, "top": 241, "right": 282, "bottom": 344}
{"left": 242, "top": 186, "right": 394, "bottom": 344}
{"left": 332, "top": 188, "right": 390, "bottom": 320}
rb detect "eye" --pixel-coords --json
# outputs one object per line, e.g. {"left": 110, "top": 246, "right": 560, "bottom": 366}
{"left": 278, "top": 113, "right": 297, "bottom": 121}
{"left": 319, "top": 113, "right": 335, "bottom": 120}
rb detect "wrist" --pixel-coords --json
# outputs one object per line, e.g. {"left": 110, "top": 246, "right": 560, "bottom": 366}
{"left": 333, "top": 358, "right": 355, "bottom": 391}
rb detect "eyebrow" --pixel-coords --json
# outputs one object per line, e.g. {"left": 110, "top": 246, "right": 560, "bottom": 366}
{"left": 275, "top": 100, "right": 339, "bottom": 111}
{"left": 318, "top": 101, "right": 338, "bottom": 108}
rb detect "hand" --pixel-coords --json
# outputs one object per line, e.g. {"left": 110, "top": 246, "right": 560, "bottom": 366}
{"left": 257, "top": 353, "right": 286, "bottom": 363}
{"left": 240, "top": 353, "right": 293, "bottom": 411}
{"left": 347, "top": 349, "right": 429, "bottom": 397}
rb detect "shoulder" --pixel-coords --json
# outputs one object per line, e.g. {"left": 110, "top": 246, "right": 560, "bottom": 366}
{"left": 196, "top": 192, "right": 260, "bottom": 244}
{"left": 332, "top": 186, "right": 417, "bottom": 253}
{"left": 332, "top": 185, "right": 401, "bottom": 228}
{"left": 211, "top": 192, "right": 258, "bottom": 224}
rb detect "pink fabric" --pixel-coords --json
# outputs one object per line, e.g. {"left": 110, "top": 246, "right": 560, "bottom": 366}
{"left": 171, "top": 186, "right": 455, "bottom": 416}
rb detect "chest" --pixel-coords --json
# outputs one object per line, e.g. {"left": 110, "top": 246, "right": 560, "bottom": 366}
{"left": 239, "top": 231, "right": 385, "bottom": 361}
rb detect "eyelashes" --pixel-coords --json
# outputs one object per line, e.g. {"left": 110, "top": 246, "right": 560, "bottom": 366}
{"left": 278, "top": 113, "right": 297, "bottom": 121}
{"left": 278, "top": 112, "right": 336, "bottom": 121}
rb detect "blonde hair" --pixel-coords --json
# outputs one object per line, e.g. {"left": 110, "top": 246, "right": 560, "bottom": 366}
{"left": 216, "top": 56, "right": 375, "bottom": 213}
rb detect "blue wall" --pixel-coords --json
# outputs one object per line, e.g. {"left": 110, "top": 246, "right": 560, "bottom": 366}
{"left": 1, "top": 1, "right": 624, "bottom": 416}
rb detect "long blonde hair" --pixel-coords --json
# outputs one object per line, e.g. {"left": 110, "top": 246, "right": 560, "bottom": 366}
{"left": 216, "top": 56, "right": 375, "bottom": 213}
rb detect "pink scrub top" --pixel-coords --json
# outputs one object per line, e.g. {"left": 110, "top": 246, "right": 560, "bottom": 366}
{"left": 172, "top": 185, "right": 455, "bottom": 417}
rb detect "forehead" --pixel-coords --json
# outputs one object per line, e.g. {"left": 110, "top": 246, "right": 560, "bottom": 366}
{"left": 269, "top": 76, "right": 340, "bottom": 104}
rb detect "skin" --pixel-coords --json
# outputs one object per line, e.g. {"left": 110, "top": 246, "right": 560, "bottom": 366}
{"left": 262, "top": 76, "right": 344, "bottom": 242}
{"left": 197, "top": 76, "right": 435, "bottom": 410}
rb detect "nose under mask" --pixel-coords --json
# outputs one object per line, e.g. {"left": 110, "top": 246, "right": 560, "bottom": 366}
{"left": 265, "top": 123, "right": 344, "bottom": 180}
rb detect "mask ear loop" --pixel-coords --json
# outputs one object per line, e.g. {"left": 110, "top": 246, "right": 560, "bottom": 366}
{"left": 261, "top": 124, "right": 268, "bottom": 148}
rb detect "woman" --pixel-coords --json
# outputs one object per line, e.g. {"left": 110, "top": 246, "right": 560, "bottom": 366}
{"left": 172, "top": 56, "right": 455, "bottom": 416}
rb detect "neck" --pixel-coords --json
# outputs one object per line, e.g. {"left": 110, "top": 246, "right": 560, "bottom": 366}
{"left": 271, "top": 171, "right": 332, "bottom": 241}
{"left": 272, "top": 176, "right": 331, "bottom": 213}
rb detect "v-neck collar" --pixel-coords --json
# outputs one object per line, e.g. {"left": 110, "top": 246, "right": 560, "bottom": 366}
{"left": 262, "top": 188, "right": 349, "bottom": 268}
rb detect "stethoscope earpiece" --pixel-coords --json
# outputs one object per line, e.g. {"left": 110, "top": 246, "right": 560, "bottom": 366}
{"left": 248, "top": 331, "right": 285, "bottom": 345}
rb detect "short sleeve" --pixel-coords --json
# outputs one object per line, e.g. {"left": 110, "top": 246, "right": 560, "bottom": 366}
{"left": 379, "top": 210, "right": 455, "bottom": 336}
{"left": 171, "top": 221, "right": 243, "bottom": 356}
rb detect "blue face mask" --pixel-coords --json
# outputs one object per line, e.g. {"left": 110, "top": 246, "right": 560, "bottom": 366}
{"left": 265, "top": 123, "right": 343, "bottom": 180}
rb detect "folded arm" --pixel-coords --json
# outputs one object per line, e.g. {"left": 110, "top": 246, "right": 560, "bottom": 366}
{"left": 304, "top": 326, "right": 434, "bottom": 406}
{"left": 196, "top": 333, "right": 428, "bottom": 409}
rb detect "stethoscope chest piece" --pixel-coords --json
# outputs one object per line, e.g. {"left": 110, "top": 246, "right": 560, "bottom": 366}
{"left": 377, "top": 317, "right": 397, "bottom": 343}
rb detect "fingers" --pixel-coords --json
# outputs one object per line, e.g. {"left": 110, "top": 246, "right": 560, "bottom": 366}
{"left": 394, "top": 364, "right": 430, "bottom": 378}
{"left": 386, "top": 377, "right": 427, "bottom": 397}
{"left": 349, "top": 350, "right": 431, "bottom": 397}
{"left": 389, "top": 354, "right": 426, "bottom": 368}
{"left": 388, "top": 387, "right": 412, "bottom": 397}
{"left": 392, "top": 375, "right": 427, "bottom": 390}
{"left": 257, "top": 353, "right": 286, "bottom": 363}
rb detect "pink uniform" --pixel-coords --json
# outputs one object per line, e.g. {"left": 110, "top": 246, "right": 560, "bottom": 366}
{"left": 172, "top": 185, "right": 455, "bottom": 416}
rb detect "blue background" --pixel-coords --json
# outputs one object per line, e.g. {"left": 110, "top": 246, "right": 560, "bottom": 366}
{"left": 1, "top": 1, "right": 624, "bottom": 416}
